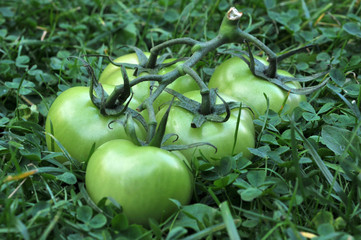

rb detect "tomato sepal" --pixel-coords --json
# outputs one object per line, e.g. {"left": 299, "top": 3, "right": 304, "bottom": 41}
{"left": 122, "top": 113, "right": 144, "bottom": 146}
{"left": 163, "top": 88, "right": 251, "bottom": 128}
{"left": 221, "top": 45, "right": 329, "bottom": 95}
{"left": 149, "top": 98, "right": 174, "bottom": 148}
{"left": 71, "top": 56, "right": 137, "bottom": 117}
{"left": 142, "top": 98, "right": 217, "bottom": 154}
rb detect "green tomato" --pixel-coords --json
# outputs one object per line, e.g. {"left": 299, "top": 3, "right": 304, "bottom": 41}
{"left": 45, "top": 85, "right": 145, "bottom": 163}
{"left": 99, "top": 53, "right": 199, "bottom": 111}
{"left": 85, "top": 139, "right": 193, "bottom": 226}
{"left": 208, "top": 57, "right": 306, "bottom": 117}
{"left": 156, "top": 90, "right": 255, "bottom": 163}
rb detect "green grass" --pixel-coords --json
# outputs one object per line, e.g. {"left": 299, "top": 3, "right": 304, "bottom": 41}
{"left": 1, "top": 0, "right": 361, "bottom": 239}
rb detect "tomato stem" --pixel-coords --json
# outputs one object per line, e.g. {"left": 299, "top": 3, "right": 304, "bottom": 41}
{"left": 200, "top": 89, "right": 212, "bottom": 115}
{"left": 146, "top": 38, "right": 200, "bottom": 69}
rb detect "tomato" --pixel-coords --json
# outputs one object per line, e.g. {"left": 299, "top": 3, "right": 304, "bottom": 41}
{"left": 156, "top": 90, "right": 255, "bottom": 163}
{"left": 85, "top": 139, "right": 193, "bottom": 226}
{"left": 45, "top": 85, "right": 146, "bottom": 163}
{"left": 208, "top": 57, "right": 306, "bottom": 117}
{"left": 99, "top": 53, "right": 199, "bottom": 111}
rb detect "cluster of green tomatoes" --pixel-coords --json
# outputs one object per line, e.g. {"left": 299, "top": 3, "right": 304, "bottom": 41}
{"left": 45, "top": 52, "right": 305, "bottom": 226}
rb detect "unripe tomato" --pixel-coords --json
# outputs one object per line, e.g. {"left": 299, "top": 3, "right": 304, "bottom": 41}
{"left": 156, "top": 90, "right": 255, "bottom": 163}
{"left": 45, "top": 85, "right": 146, "bottom": 163}
{"left": 85, "top": 139, "right": 193, "bottom": 226}
{"left": 208, "top": 57, "right": 306, "bottom": 117}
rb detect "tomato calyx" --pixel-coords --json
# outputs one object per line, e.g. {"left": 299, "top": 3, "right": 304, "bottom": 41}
{"left": 69, "top": 56, "right": 131, "bottom": 115}
{"left": 72, "top": 56, "right": 149, "bottom": 132}
{"left": 220, "top": 42, "right": 330, "bottom": 95}
{"left": 90, "top": 63, "right": 135, "bottom": 116}
{"left": 145, "top": 98, "right": 217, "bottom": 153}
{"left": 162, "top": 88, "right": 250, "bottom": 128}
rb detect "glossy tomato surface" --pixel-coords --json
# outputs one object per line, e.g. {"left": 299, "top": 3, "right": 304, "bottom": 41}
{"left": 208, "top": 57, "right": 306, "bottom": 117}
{"left": 85, "top": 139, "right": 193, "bottom": 226}
{"left": 45, "top": 85, "right": 145, "bottom": 163}
{"left": 156, "top": 90, "right": 255, "bottom": 163}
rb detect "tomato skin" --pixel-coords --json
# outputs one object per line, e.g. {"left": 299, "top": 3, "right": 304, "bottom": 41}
{"left": 208, "top": 57, "right": 306, "bottom": 117}
{"left": 99, "top": 53, "right": 199, "bottom": 111}
{"left": 156, "top": 90, "right": 255, "bottom": 163}
{"left": 45, "top": 85, "right": 145, "bottom": 163}
{"left": 85, "top": 139, "right": 193, "bottom": 226}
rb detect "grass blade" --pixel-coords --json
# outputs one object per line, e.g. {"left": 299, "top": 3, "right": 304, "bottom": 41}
{"left": 220, "top": 201, "right": 241, "bottom": 240}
